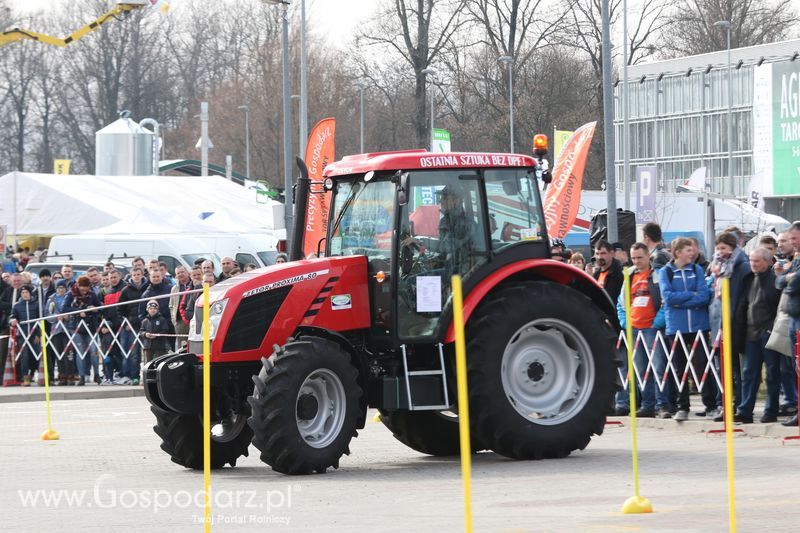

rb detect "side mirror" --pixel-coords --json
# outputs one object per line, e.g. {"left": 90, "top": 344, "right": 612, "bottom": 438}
{"left": 398, "top": 171, "right": 410, "bottom": 206}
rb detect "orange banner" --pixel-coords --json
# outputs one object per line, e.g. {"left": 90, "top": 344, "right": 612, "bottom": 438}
{"left": 543, "top": 122, "right": 596, "bottom": 239}
{"left": 303, "top": 118, "right": 336, "bottom": 258}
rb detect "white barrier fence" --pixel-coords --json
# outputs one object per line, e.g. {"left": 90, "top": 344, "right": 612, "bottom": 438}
{"left": 3, "top": 288, "right": 201, "bottom": 381}
{"left": 615, "top": 329, "right": 724, "bottom": 394}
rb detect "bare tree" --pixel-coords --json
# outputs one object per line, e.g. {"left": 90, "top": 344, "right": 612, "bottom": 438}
{"left": 360, "top": 0, "right": 468, "bottom": 148}
{"left": 661, "top": 0, "right": 799, "bottom": 56}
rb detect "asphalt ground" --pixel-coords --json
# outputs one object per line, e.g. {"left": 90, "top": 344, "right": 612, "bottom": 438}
{"left": 2, "top": 395, "right": 800, "bottom": 532}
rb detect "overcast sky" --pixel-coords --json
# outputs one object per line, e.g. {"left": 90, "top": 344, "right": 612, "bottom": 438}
{"left": 8, "top": 0, "right": 377, "bottom": 47}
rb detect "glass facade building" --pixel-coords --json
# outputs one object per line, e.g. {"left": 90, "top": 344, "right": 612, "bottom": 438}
{"left": 614, "top": 39, "right": 800, "bottom": 221}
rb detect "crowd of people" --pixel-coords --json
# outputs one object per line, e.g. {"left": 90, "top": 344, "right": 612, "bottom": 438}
{"left": 0, "top": 254, "right": 260, "bottom": 387}
{"left": 552, "top": 221, "right": 800, "bottom": 426}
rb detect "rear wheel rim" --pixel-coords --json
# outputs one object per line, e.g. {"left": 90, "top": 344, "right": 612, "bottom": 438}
{"left": 295, "top": 369, "right": 346, "bottom": 448}
{"left": 500, "top": 318, "right": 595, "bottom": 426}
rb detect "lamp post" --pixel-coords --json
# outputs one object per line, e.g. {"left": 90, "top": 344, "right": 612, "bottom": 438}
{"left": 356, "top": 80, "right": 367, "bottom": 153}
{"left": 237, "top": 105, "right": 250, "bottom": 180}
{"left": 291, "top": 94, "right": 302, "bottom": 154}
{"left": 714, "top": 20, "right": 733, "bottom": 197}
{"left": 498, "top": 55, "right": 514, "bottom": 153}
{"left": 263, "top": 0, "right": 293, "bottom": 241}
{"left": 299, "top": 0, "right": 308, "bottom": 157}
{"left": 421, "top": 67, "right": 437, "bottom": 150}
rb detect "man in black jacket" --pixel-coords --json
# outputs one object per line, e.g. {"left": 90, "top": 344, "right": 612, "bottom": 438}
{"left": 118, "top": 267, "right": 148, "bottom": 384}
{"left": 139, "top": 268, "right": 174, "bottom": 335}
{"left": 593, "top": 240, "right": 624, "bottom": 305}
{"left": 735, "top": 247, "right": 782, "bottom": 423}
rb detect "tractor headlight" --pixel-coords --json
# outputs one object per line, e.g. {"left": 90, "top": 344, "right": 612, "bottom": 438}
{"left": 188, "top": 298, "right": 228, "bottom": 342}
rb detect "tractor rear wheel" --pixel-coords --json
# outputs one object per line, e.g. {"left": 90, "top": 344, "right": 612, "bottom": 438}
{"left": 467, "top": 281, "right": 616, "bottom": 460}
{"left": 151, "top": 404, "right": 252, "bottom": 469}
{"left": 378, "top": 409, "right": 485, "bottom": 456}
{"left": 248, "top": 336, "right": 363, "bottom": 475}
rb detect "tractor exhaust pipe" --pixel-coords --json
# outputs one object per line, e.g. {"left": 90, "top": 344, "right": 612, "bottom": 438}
{"left": 290, "top": 156, "right": 310, "bottom": 261}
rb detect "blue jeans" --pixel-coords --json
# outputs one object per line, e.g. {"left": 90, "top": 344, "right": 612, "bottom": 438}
{"left": 738, "top": 333, "right": 781, "bottom": 417}
{"left": 119, "top": 327, "right": 140, "bottom": 379}
{"left": 73, "top": 333, "right": 99, "bottom": 379}
{"left": 616, "top": 328, "right": 666, "bottom": 411}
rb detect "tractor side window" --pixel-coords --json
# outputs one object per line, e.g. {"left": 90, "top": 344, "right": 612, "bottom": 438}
{"left": 485, "top": 169, "right": 543, "bottom": 252}
{"left": 396, "top": 171, "right": 488, "bottom": 339}
{"left": 328, "top": 179, "right": 394, "bottom": 262}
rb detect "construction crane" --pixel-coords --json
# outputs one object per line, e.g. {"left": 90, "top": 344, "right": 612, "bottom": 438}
{"left": 0, "top": 1, "right": 157, "bottom": 48}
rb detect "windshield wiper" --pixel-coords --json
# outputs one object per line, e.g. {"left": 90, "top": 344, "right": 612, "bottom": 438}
{"left": 330, "top": 182, "right": 363, "bottom": 237}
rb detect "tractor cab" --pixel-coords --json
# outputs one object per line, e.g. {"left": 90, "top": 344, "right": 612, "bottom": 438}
{"left": 321, "top": 151, "right": 550, "bottom": 347}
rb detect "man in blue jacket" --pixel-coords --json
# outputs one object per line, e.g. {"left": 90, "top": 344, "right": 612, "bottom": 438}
{"left": 660, "top": 237, "right": 717, "bottom": 421}
{"left": 615, "top": 243, "right": 669, "bottom": 417}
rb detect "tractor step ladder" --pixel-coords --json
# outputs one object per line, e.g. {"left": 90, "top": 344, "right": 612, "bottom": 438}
{"left": 401, "top": 343, "right": 451, "bottom": 411}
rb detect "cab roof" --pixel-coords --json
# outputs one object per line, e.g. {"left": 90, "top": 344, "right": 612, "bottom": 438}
{"left": 323, "top": 150, "right": 538, "bottom": 177}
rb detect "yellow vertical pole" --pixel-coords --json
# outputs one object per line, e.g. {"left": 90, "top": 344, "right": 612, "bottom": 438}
{"left": 39, "top": 319, "right": 59, "bottom": 441}
{"left": 202, "top": 284, "right": 212, "bottom": 532}
{"left": 451, "top": 275, "right": 473, "bottom": 533}
{"left": 721, "top": 278, "right": 737, "bottom": 532}
{"left": 621, "top": 268, "right": 651, "bottom": 514}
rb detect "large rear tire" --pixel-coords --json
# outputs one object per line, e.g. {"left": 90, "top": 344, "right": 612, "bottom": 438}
{"left": 378, "top": 409, "right": 485, "bottom": 456}
{"left": 248, "top": 336, "right": 363, "bottom": 475}
{"left": 151, "top": 404, "right": 252, "bottom": 469}
{"left": 467, "top": 281, "right": 616, "bottom": 460}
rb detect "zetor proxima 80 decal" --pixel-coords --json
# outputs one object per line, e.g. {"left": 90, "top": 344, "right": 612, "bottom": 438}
{"left": 144, "top": 147, "right": 619, "bottom": 476}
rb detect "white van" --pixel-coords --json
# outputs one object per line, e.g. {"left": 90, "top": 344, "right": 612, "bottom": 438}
{"left": 203, "top": 232, "right": 281, "bottom": 268}
{"left": 48, "top": 233, "right": 223, "bottom": 275}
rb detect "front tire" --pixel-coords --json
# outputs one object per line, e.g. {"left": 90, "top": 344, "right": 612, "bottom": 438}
{"left": 151, "top": 404, "right": 253, "bottom": 469}
{"left": 248, "top": 336, "right": 363, "bottom": 474}
{"left": 467, "top": 281, "right": 616, "bottom": 459}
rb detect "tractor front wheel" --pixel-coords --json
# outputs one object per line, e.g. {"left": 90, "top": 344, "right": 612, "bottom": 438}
{"left": 467, "top": 281, "right": 617, "bottom": 460}
{"left": 248, "top": 336, "right": 363, "bottom": 474}
{"left": 151, "top": 403, "right": 252, "bottom": 469}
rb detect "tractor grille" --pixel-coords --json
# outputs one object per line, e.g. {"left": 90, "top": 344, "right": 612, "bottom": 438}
{"left": 221, "top": 285, "right": 293, "bottom": 353}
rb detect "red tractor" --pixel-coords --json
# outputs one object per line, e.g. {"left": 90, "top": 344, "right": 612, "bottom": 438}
{"left": 144, "top": 147, "right": 619, "bottom": 475}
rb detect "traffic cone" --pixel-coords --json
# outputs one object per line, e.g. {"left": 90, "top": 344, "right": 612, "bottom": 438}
{"left": 2, "top": 355, "right": 17, "bottom": 386}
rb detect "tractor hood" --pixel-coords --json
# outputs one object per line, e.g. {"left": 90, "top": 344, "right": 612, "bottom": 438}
{"left": 191, "top": 256, "right": 371, "bottom": 362}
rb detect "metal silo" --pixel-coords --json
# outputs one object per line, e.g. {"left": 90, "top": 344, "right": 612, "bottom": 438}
{"left": 95, "top": 111, "right": 154, "bottom": 175}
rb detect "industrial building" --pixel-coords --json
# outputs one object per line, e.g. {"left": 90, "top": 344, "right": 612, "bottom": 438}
{"left": 614, "top": 38, "right": 800, "bottom": 221}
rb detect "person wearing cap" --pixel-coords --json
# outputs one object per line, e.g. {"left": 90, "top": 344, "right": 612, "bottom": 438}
{"left": 9, "top": 285, "right": 40, "bottom": 386}
{"left": 140, "top": 299, "right": 170, "bottom": 364}
{"left": 436, "top": 183, "right": 481, "bottom": 273}
{"left": 37, "top": 268, "right": 56, "bottom": 302}
{"left": 62, "top": 275, "right": 102, "bottom": 386}
{"left": 46, "top": 280, "right": 74, "bottom": 385}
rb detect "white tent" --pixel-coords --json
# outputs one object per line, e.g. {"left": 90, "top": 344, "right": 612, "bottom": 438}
{"left": 0, "top": 172, "right": 285, "bottom": 236}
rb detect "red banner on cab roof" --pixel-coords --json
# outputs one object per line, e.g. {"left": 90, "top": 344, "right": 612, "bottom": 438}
{"left": 303, "top": 118, "right": 336, "bottom": 258}
{"left": 543, "top": 122, "right": 596, "bottom": 239}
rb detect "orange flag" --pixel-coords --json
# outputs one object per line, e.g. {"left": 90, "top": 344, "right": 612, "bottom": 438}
{"left": 303, "top": 118, "right": 336, "bottom": 257}
{"left": 543, "top": 121, "right": 596, "bottom": 239}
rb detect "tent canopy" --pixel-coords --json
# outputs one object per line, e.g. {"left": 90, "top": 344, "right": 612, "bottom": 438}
{"left": 0, "top": 172, "right": 285, "bottom": 236}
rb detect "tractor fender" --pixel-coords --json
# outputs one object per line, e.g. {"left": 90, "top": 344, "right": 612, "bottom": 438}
{"left": 294, "top": 325, "right": 370, "bottom": 429}
{"left": 444, "top": 259, "right": 616, "bottom": 343}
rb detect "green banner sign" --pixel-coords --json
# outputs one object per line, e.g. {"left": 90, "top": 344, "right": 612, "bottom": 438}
{"left": 772, "top": 61, "right": 800, "bottom": 195}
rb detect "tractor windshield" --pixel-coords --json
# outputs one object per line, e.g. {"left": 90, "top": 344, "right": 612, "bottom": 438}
{"left": 328, "top": 178, "right": 395, "bottom": 261}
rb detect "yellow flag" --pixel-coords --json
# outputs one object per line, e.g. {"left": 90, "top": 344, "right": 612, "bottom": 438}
{"left": 53, "top": 159, "right": 71, "bottom": 175}
{"left": 553, "top": 130, "right": 573, "bottom": 163}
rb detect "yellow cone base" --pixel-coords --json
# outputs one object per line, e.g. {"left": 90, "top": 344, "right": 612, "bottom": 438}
{"left": 622, "top": 495, "right": 653, "bottom": 514}
{"left": 372, "top": 413, "right": 382, "bottom": 423}
{"left": 40, "top": 428, "right": 60, "bottom": 441}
